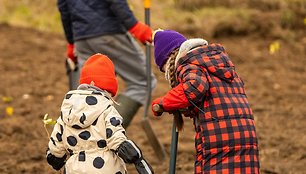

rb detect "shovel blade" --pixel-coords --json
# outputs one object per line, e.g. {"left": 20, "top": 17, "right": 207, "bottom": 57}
{"left": 142, "top": 118, "right": 167, "bottom": 162}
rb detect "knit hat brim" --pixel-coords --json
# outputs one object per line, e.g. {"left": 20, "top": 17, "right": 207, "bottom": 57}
{"left": 79, "top": 76, "right": 118, "bottom": 96}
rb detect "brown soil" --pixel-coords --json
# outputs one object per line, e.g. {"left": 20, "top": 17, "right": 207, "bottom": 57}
{"left": 0, "top": 23, "right": 305, "bottom": 174}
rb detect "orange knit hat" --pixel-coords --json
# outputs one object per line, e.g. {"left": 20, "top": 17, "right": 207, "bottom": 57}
{"left": 79, "top": 53, "right": 118, "bottom": 96}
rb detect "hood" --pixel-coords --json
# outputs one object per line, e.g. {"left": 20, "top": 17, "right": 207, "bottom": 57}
{"left": 188, "top": 44, "right": 235, "bottom": 82}
{"left": 60, "top": 89, "right": 113, "bottom": 129}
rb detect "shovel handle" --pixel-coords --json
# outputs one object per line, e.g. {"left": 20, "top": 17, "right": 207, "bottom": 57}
{"left": 144, "top": 0, "right": 151, "bottom": 9}
{"left": 153, "top": 104, "right": 163, "bottom": 112}
{"left": 153, "top": 104, "right": 188, "bottom": 113}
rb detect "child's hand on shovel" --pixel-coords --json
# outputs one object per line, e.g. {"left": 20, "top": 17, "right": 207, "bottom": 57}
{"left": 152, "top": 99, "right": 191, "bottom": 117}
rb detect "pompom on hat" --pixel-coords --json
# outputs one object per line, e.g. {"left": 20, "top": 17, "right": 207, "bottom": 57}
{"left": 153, "top": 29, "right": 187, "bottom": 71}
{"left": 79, "top": 53, "right": 118, "bottom": 96}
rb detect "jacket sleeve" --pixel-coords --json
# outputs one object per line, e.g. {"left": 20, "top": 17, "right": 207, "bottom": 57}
{"left": 157, "top": 83, "right": 190, "bottom": 111}
{"left": 57, "top": 0, "right": 74, "bottom": 44}
{"left": 158, "top": 64, "right": 208, "bottom": 111}
{"left": 178, "top": 63, "right": 209, "bottom": 105}
{"left": 104, "top": 106, "right": 127, "bottom": 151}
{"left": 106, "top": 0, "right": 138, "bottom": 30}
{"left": 48, "top": 117, "right": 67, "bottom": 159}
{"left": 117, "top": 140, "right": 154, "bottom": 174}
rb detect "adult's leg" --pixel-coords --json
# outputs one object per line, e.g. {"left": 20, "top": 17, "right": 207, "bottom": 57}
{"left": 86, "top": 34, "right": 157, "bottom": 128}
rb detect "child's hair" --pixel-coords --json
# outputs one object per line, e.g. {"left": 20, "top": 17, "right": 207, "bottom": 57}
{"left": 166, "top": 49, "right": 184, "bottom": 130}
{"left": 166, "top": 49, "right": 178, "bottom": 87}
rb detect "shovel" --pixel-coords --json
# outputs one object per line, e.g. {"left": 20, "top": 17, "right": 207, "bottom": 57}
{"left": 153, "top": 104, "right": 182, "bottom": 174}
{"left": 141, "top": 0, "right": 167, "bottom": 162}
{"left": 65, "top": 58, "right": 79, "bottom": 90}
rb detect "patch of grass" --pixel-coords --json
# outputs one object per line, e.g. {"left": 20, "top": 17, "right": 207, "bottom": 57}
{"left": 0, "top": 0, "right": 303, "bottom": 40}
{"left": 281, "top": 10, "right": 296, "bottom": 29}
{"left": 164, "top": 7, "right": 256, "bottom": 38}
{"left": 0, "top": 1, "right": 62, "bottom": 33}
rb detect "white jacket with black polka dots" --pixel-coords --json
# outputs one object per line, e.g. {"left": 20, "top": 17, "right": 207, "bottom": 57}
{"left": 48, "top": 89, "right": 127, "bottom": 174}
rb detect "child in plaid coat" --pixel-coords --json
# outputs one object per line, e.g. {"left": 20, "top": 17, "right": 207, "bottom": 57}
{"left": 151, "top": 30, "right": 260, "bottom": 174}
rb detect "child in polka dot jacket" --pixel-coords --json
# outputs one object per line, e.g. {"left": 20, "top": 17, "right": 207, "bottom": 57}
{"left": 46, "top": 53, "right": 154, "bottom": 174}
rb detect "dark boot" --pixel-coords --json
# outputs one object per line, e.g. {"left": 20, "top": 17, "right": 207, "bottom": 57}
{"left": 115, "top": 94, "right": 142, "bottom": 129}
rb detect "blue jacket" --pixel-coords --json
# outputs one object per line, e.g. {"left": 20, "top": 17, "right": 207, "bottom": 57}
{"left": 57, "top": 0, "right": 138, "bottom": 44}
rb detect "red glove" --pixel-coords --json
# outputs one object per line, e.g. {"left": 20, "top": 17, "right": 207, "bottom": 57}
{"left": 66, "top": 44, "right": 77, "bottom": 63}
{"left": 128, "top": 22, "right": 152, "bottom": 44}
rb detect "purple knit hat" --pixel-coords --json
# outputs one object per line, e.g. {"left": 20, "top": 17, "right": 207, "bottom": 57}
{"left": 153, "top": 30, "right": 187, "bottom": 71}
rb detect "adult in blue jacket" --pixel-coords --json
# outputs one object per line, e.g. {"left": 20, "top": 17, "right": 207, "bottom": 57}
{"left": 57, "top": 0, "right": 157, "bottom": 128}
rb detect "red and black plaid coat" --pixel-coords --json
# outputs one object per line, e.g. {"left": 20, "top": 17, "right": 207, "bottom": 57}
{"left": 161, "top": 43, "right": 260, "bottom": 173}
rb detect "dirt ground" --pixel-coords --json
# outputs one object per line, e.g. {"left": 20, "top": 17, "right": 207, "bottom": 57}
{"left": 0, "top": 23, "right": 305, "bottom": 174}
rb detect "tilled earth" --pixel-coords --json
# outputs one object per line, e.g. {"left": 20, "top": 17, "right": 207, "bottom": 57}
{"left": 0, "top": 24, "right": 305, "bottom": 174}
